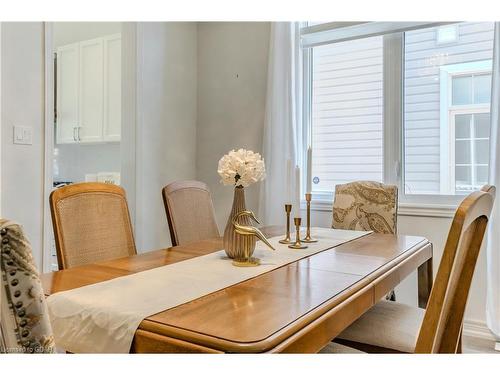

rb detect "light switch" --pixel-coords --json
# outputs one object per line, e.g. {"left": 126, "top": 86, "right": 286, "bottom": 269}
{"left": 13, "top": 126, "right": 33, "bottom": 145}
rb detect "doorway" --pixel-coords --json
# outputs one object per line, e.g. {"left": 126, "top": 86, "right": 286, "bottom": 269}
{"left": 42, "top": 22, "right": 138, "bottom": 272}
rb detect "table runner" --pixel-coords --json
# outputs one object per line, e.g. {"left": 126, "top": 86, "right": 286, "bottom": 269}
{"left": 47, "top": 228, "right": 370, "bottom": 353}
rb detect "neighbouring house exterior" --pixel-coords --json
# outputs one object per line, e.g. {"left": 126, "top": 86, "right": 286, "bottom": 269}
{"left": 311, "top": 22, "right": 494, "bottom": 196}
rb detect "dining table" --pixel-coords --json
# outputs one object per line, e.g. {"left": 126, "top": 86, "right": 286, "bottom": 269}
{"left": 40, "top": 226, "right": 433, "bottom": 353}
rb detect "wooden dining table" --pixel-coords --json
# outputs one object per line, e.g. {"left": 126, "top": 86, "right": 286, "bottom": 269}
{"left": 40, "top": 226, "right": 433, "bottom": 353}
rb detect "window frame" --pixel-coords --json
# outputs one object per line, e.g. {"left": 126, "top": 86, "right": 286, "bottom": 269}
{"left": 439, "top": 61, "right": 492, "bottom": 195}
{"left": 301, "top": 22, "right": 493, "bottom": 217}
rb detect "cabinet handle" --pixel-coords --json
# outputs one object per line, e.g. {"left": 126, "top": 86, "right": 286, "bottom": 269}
{"left": 77, "top": 127, "right": 81, "bottom": 141}
{"left": 73, "top": 127, "right": 77, "bottom": 142}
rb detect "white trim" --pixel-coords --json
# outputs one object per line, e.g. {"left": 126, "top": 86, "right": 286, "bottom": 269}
{"left": 310, "top": 199, "right": 457, "bottom": 218}
{"left": 120, "top": 22, "right": 140, "bottom": 237}
{"left": 398, "top": 202, "right": 456, "bottom": 218}
{"left": 301, "top": 22, "right": 453, "bottom": 48}
{"left": 383, "top": 33, "right": 403, "bottom": 188}
{"left": 134, "top": 23, "right": 144, "bottom": 250}
{"left": 42, "top": 22, "right": 55, "bottom": 273}
{"left": 463, "top": 319, "right": 497, "bottom": 341}
{"left": 439, "top": 60, "right": 492, "bottom": 195}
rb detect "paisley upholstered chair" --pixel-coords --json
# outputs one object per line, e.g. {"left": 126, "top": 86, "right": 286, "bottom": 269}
{"left": 162, "top": 180, "right": 220, "bottom": 246}
{"left": 332, "top": 180, "right": 398, "bottom": 301}
{"left": 332, "top": 181, "right": 398, "bottom": 234}
{"left": 0, "top": 219, "right": 55, "bottom": 353}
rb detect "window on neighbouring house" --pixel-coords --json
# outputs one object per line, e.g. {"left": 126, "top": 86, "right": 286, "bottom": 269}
{"left": 403, "top": 23, "right": 494, "bottom": 196}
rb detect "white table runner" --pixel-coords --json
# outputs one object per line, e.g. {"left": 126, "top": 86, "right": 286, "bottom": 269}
{"left": 47, "top": 228, "right": 370, "bottom": 353}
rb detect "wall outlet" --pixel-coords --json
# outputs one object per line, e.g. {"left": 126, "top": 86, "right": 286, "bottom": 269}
{"left": 85, "top": 174, "right": 98, "bottom": 182}
{"left": 13, "top": 126, "right": 33, "bottom": 145}
{"left": 97, "top": 172, "right": 121, "bottom": 185}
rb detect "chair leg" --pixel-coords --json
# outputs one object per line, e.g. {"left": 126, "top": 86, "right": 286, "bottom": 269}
{"left": 333, "top": 338, "right": 407, "bottom": 354}
{"left": 386, "top": 290, "right": 396, "bottom": 301}
{"left": 456, "top": 332, "right": 462, "bottom": 353}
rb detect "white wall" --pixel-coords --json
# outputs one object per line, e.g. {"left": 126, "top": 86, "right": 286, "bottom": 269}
{"left": 196, "top": 22, "right": 490, "bottom": 332}
{"left": 1, "top": 22, "right": 44, "bottom": 268}
{"left": 135, "top": 22, "right": 198, "bottom": 252}
{"left": 54, "top": 143, "right": 121, "bottom": 182}
{"left": 197, "top": 22, "right": 270, "bottom": 229}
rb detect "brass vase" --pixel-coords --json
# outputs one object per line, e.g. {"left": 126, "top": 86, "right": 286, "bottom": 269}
{"left": 223, "top": 186, "right": 256, "bottom": 259}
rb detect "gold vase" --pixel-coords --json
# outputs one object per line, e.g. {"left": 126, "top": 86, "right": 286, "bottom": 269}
{"left": 223, "top": 186, "right": 256, "bottom": 259}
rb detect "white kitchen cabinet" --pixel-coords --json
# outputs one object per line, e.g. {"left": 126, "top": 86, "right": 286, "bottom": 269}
{"left": 56, "top": 43, "right": 79, "bottom": 144}
{"left": 103, "top": 34, "right": 122, "bottom": 142}
{"left": 78, "top": 38, "right": 104, "bottom": 143}
{"left": 56, "top": 34, "right": 121, "bottom": 144}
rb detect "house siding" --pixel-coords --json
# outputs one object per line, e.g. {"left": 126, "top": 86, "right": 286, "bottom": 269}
{"left": 311, "top": 22, "right": 494, "bottom": 194}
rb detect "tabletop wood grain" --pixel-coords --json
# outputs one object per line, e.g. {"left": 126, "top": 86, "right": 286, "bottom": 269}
{"left": 40, "top": 226, "right": 432, "bottom": 353}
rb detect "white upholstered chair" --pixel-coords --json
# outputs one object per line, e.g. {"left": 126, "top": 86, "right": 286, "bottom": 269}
{"left": 322, "top": 186, "right": 495, "bottom": 353}
{"left": 0, "top": 219, "right": 55, "bottom": 353}
{"left": 162, "top": 180, "right": 220, "bottom": 246}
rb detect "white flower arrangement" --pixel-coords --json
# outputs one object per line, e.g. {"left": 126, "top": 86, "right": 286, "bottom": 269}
{"left": 218, "top": 149, "right": 266, "bottom": 188}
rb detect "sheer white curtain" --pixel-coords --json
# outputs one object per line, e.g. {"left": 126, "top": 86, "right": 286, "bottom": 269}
{"left": 258, "top": 22, "right": 302, "bottom": 225}
{"left": 487, "top": 22, "right": 500, "bottom": 341}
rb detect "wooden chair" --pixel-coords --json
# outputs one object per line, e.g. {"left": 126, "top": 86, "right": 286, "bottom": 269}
{"left": 50, "top": 182, "right": 136, "bottom": 269}
{"left": 162, "top": 180, "right": 220, "bottom": 246}
{"left": 0, "top": 219, "right": 55, "bottom": 353}
{"left": 321, "top": 185, "right": 495, "bottom": 353}
{"left": 332, "top": 181, "right": 398, "bottom": 234}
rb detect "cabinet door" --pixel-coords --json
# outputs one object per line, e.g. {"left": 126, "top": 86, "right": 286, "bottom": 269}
{"left": 103, "top": 34, "right": 121, "bottom": 142}
{"left": 56, "top": 43, "right": 79, "bottom": 144}
{"left": 79, "top": 38, "right": 104, "bottom": 143}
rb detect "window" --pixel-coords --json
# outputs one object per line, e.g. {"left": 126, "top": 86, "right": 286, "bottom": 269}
{"left": 310, "top": 36, "right": 384, "bottom": 194}
{"left": 302, "top": 21, "right": 495, "bottom": 209}
{"left": 453, "top": 112, "right": 490, "bottom": 192}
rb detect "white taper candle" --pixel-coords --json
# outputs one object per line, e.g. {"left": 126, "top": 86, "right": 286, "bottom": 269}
{"left": 294, "top": 165, "right": 301, "bottom": 217}
{"left": 306, "top": 146, "right": 312, "bottom": 194}
{"left": 285, "top": 159, "right": 291, "bottom": 204}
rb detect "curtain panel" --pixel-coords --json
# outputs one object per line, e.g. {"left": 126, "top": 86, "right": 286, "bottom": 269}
{"left": 258, "top": 22, "right": 302, "bottom": 225}
{"left": 487, "top": 22, "right": 500, "bottom": 341}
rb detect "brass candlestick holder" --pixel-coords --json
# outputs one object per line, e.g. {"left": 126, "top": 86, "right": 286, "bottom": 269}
{"left": 288, "top": 217, "right": 308, "bottom": 249}
{"left": 279, "top": 204, "right": 292, "bottom": 244}
{"left": 302, "top": 193, "right": 318, "bottom": 243}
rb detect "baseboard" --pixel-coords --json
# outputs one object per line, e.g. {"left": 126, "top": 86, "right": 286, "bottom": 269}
{"left": 463, "top": 319, "right": 497, "bottom": 341}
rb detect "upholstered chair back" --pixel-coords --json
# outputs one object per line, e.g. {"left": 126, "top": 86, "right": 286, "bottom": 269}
{"left": 0, "top": 219, "right": 55, "bottom": 353}
{"left": 50, "top": 182, "right": 137, "bottom": 269}
{"left": 332, "top": 181, "right": 398, "bottom": 234}
{"left": 162, "top": 180, "right": 220, "bottom": 246}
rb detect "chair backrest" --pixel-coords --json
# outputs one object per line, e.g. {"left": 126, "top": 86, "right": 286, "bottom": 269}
{"left": 415, "top": 185, "right": 495, "bottom": 353}
{"left": 0, "top": 219, "right": 55, "bottom": 353}
{"left": 50, "top": 182, "right": 136, "bottom": 269}
{"left": 332, "top": 181, "right": 398, "bottom": 234}
{"left": 162, "top": 180, "right": 220, "bottom": 246}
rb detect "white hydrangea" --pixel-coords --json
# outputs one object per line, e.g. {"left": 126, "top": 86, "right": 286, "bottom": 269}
{"left": 217, "top": 149, "right": 266, "bottom": 188}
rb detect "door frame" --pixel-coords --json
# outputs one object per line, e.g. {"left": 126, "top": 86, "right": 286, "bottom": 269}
{"left": 42, "top": 22, "right": 141, "bottom": 272}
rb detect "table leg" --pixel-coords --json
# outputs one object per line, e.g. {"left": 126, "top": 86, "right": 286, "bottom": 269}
{"left": 417, "top": 255, "right": 433, "bottom": 309}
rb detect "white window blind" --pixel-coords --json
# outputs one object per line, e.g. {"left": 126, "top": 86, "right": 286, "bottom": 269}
{"left": 311, "top": 36, "right": 383, "bottom": 193}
